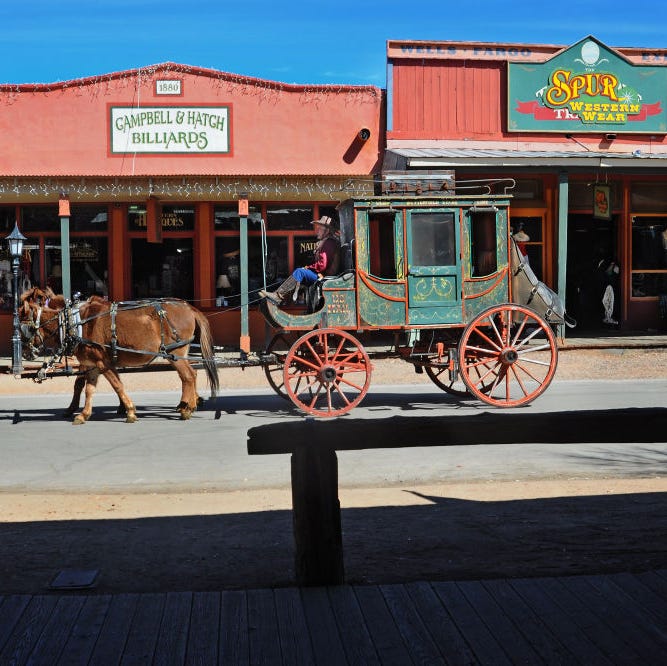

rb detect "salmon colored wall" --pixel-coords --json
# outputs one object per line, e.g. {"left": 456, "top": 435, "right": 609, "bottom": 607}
{"left": 390, "top": 60, "right": 504, "bottom": 140}
{"left": 0, "top": 64, "right": 383, "bottom": 178}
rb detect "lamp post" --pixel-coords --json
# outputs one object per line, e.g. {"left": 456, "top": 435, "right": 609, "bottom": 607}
{"left": 5, "top": 222, "right": 27, "bottom": 376}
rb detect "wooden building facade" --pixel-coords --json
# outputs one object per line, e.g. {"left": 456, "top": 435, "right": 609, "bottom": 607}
{"left": 386, "top": 36, "right": 667, "bottom": 332}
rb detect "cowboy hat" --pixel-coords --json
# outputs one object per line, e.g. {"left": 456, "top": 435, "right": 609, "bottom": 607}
{"left": 311, "top": 215, "right": 335, "bottom": 228}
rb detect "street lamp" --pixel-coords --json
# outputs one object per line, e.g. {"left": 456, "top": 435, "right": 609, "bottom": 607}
{"left": 5, "top": 222, "right": 27, "bottom": 376}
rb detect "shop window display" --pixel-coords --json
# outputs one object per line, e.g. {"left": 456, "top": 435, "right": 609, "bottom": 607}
{"left": 213, "top": 203, "right": 319, "bottom": 308}
{"left": 631, "top": 215, "right": 667, "bottom": 297}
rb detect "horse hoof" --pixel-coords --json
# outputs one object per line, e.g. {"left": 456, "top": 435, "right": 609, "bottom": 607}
{"left": 179, "top": 409, "right": 193, "bottom": 420}
{"left": 72, "top": 415, "right": 86, "bottom": 425}
{"left": 125, "top": 414, "right": 138, "bottom": 423}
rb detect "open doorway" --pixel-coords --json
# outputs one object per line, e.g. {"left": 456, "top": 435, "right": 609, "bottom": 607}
{"left": 566, "top": 213, "right": 619, "bottom": 330}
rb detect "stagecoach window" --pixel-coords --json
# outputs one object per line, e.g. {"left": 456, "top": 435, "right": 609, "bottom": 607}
{"left": 470, "top": 211, "right": 497, "bottom": 276}
{"left": 409, "top": 212, "right": 455, "bottom": 266}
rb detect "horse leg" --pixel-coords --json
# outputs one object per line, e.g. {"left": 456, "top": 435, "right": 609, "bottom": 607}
{"left": 171, "top": 358, "right": 198, "bottom": 420}
{"left": 72, "top": 369, "right": 99, "bottom": 425}
{"left": 64, "top": 375, "right": 85, "bottom": 418}
{"left": 101, "top": 368, "right": 137, "bottom": 423}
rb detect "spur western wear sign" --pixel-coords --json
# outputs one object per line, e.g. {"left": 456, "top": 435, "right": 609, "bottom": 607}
{"left": 508, "top": 36, "right": 667, "bottom": 133}
{"left": 110, "top": 105, "right": 231, "bottom": 154}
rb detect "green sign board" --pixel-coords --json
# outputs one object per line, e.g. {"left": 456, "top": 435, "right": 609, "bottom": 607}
{"left": 508, "top": 36, "right": 667, "bottom": 133}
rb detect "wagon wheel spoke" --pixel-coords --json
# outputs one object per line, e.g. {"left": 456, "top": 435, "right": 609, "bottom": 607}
{"left": 263, "top": 333, "right": 299, "bottom": 400}
{"left": 283, "top": 328, "right": 371, "bottom": 417}
{"left": 458, "top": 304, "right": 558, "bottom": 407}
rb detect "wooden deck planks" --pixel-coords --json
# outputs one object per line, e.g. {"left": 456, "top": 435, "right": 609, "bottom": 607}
{"left": 0, "top": 571, "right": 664, "bottom": 665}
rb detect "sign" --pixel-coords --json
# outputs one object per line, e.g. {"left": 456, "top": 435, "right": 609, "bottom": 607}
{"left": 593, "top": 185, "right": 612, "bottom": 220}
{"left": 508, "top": 36, "right": 667, "bottom": 133}
{"left": 155, "top": 79, "right": 182, "bottom": 96}
{"left": 110, "top": 105, "right": 231, "bottom": 154}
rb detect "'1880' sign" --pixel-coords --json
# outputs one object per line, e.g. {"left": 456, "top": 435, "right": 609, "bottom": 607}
{"left": 110, "top": 105, "right": 231, "bottom": 154}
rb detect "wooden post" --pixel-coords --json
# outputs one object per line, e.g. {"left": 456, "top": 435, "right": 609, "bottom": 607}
{"left": 291, "top": 441, "right": 344, "bottom": 586}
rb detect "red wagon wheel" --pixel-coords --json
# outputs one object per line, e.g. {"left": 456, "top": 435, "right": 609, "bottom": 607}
{"left": 263, "top": 332, "right": 298, "bottom": 400}
{"left": 424, "top": 361, "right": 491, "bottom": 398}
{"left": 283, "top": 328, "right": 372, "bottom": 417}
{"left": 458, "top": 304, "right": 558, "bottom": 407}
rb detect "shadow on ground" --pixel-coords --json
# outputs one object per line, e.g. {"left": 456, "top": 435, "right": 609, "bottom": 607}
{"left": 0, "top": 490, "right": 665, "bottom": 595}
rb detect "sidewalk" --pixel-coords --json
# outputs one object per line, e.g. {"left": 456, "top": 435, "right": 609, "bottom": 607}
{"left": 1, "top": 570, "right": 665, "bottom": 664}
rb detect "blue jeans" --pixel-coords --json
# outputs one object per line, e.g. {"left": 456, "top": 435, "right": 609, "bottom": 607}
{"left": 292, "top": 267, "right": 319, "bottom": 285}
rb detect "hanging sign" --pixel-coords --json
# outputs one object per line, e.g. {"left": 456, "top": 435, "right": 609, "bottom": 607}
{"left": 110, "top": 105, "right": 232, "bottom": 154}
{"left": 508, "top": 36, "right": 667, "bottom": 133}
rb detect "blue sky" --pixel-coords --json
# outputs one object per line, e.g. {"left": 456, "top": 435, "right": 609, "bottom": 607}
{"left": 4, "top": 0, "right": 667, "bottom": 86}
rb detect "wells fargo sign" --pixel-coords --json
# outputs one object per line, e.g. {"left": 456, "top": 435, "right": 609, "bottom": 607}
{"left": 110, "top": 105, "right": 231, "bottom": 154}
{"left": 508, "top": 36, "right": 667, "bottom": 133}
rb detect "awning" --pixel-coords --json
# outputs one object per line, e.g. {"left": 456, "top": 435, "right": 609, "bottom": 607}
{"left": 384, "top": 147, "right": 667, "bottom": 170}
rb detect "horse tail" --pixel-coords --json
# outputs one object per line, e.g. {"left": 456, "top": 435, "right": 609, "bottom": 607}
{"left": 192, "top": 308, "right": 220, "bottom": 397}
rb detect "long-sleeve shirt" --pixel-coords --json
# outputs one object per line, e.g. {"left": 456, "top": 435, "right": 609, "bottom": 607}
{"left": 308, "top": 236, "right": 339, "bottom": 275}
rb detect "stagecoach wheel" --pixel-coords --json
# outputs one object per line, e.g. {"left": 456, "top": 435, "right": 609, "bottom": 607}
{"left": 458, "top": 304, "right": 558, "bottom": 407}
{"left": 283, "top": 328, "right": 372, "bottom": 417}
{"left": 424, "top": 362, "right": 477, "bottom": 397}
{"left": 263, "top": 333, "right": 298, "bottom": 400}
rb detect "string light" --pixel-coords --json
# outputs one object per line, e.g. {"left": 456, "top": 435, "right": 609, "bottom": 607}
{"left": 0, "top": 176, "right": 374, "bottom": 201}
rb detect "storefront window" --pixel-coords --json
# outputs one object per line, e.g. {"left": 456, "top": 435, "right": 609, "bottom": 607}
{"left": 0, "top": 206, "right": 18, "bottom": 311}
{"left": 631, "top": 183, "right": 667, "bottom": 213}
{"left": 131, "top": 238, "right": 194, "bottom": 300}
{"left": 266, "top": 205, "right": 313, "bottom": 230}
{"left": 631, "top": 215, "right": 667, "bottom": 297}
{"left": 45, "top": 238, "right": 108, "bottom": 297}
{"left": 70, "top": 206, "right": 108, "bottom": 231}
{"left": 21, "top": 205, "right": 59, "bottom": 232}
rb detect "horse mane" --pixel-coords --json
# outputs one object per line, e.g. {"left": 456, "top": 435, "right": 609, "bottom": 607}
{"left": 79, "top": 295, "right": 110, "bottom": 318}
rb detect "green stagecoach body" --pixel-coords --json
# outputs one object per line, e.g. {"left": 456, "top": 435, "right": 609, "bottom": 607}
{"left": 262, "top": 193, "right": 513, "bottom": 333}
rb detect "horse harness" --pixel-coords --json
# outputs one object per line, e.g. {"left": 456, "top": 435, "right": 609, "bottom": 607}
{"left": 26, "top": 298, "right": 196, "bottom": 381}
{"left": 105, "top": 300, "right": 194, "bottom": 364}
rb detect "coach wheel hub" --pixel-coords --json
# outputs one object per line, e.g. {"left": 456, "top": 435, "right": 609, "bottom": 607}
{"left": 500, "top": 348, "right": 519, "bottom": 365}
{"left": 320, "top": 365, "right": 337, "bottom": 383}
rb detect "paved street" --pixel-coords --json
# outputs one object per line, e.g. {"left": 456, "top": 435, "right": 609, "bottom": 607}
{"left": 2, "top": 378, "right": 666, "bottom": 493}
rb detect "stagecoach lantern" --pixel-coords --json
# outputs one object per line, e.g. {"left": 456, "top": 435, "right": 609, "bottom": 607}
{"left": 5, "top": 222, "right": 27, "bottom": 376}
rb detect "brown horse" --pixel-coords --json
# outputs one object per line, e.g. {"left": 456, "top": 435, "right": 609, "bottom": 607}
{"left": 20, "top": 288, "right": 219, "bottom": 424}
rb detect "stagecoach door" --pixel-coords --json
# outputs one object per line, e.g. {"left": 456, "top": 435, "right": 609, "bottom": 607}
{"left": 406, "top": 208, "right": 462, "bottom": 323}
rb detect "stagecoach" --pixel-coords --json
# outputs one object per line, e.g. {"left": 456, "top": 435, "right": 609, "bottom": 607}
{"left": 16, "top": 178, "right": 570, "bottom": 422}
{"left": 258, "top": 179, "right": 568, "bottom": 416}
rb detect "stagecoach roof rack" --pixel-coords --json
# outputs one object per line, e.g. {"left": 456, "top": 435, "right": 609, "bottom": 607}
{"left": 379, "top": 172, "right": 515, "bottom": 197}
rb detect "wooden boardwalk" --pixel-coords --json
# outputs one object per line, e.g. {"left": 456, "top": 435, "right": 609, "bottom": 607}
{"left": 0, "top": 570, "right": 665, "bottom": 665}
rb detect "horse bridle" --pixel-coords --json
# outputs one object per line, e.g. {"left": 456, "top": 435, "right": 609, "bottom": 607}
{"left": 21, "top": 301, "right": 63, "bottom": 358}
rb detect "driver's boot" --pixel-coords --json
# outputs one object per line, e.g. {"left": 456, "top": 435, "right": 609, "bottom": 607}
{"left": 260, "top": 275, "right": 299, "bottom": 305}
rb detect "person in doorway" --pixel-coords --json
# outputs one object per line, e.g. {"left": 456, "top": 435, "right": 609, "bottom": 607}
{"left": 260, "top": 216, "right": 340, "bottom": 305}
